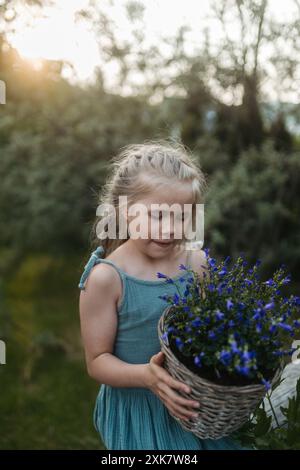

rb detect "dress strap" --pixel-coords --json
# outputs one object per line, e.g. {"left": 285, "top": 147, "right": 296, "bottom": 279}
{"left": 78, "top": 246, "right": 105, "bottom": 290}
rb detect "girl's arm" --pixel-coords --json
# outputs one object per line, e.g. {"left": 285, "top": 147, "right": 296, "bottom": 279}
{"left": 79, "top": 263, "right": 149, "bottom": 388}
{"left": 79, "top": 260, "right": 201, "bottom": 421}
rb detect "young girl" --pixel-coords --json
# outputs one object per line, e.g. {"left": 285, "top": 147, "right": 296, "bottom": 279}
{"left": 78, "top": 141, "right": 245, "bottom": 450}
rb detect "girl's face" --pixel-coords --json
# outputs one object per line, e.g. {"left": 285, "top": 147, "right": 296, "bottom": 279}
{"left": 126, "top": 182, "right": 195, "bottom": 259}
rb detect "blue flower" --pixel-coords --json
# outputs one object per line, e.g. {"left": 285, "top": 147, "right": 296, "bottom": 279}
{"left": 158, "top": 294, "right": 169, "bottom": 301}
{"left": 262, "top": 379, "right": 271, "bottom": 391}
{"left": 265, "top": 279, "right": 276, "bottom": 287}
{"left": 293, "top": 296, "right": 300, "bottom": 306}
{"left": 184, "top": 286, "right": 190, "bottom": 297}
{"left": 252, "top": 309, "right": 261, "bottom": 321}
{"left": 191, "top": 317, "right": 202, "bottom": 328}
{"left": 161, "top": 332, "right": 168, "bottom": 342}
{"left": 229, "top": 340, "right": 240, "bottom": 354}
{"left": 185, "top": 325, "right": 192, "bottom": 333}
{"left": 236, "top": 365, "right": 250, "bottom": 376}
{"left": 208, "top": 331, "right": 216, "bottom": 340}
{"left": 215, "top": 309, "right": 225, "bottom": 321}
{"left": 194, "top": 352, "right": 205, "bottom": 367}
{"left": 157, "top": 272, "right": 167, "bottom": 279}
{"left": 265, "top": 302, "right": 275, "bottom": 310}
{"left": 219, "top": 350, "right": 232, "bottom": 366}
{"left": 226, "top": 299, "right": 234, "bottom": 310}
{"left": 278, "top": 322, "right": 293, "bottom": 332}
{"left": 208, "top": 258, "right": 216, "bottom": 267}
{"left": 175, "top": 337, "right": 184, "bottom": 351}
{"left": 242, "top": 350, "right": 255, "bottom": 362}
{"left": 179, "top": 263, "right": 188, "bottom": 271}
{"left": 218, "top": 268, "right": 227, "bottom": 276}
{"left": 204, "top": 248, "right": 210, "bottom": 257}
{"left": 282, "top": 275, "right": 291, "bottom": 285}
{"left": 167, "top": 326, "right": 177, "bottom": 333}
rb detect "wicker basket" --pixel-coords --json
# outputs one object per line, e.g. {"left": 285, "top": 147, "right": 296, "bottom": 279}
{"left": 158, "top": 305, "right": 282, "bottom": 440}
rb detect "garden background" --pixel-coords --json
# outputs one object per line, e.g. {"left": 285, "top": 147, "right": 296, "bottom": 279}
{"left": 0, "top": 0, "right": 299, "bottom": 449}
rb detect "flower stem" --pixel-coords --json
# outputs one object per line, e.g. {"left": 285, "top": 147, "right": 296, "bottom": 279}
{"left": 266, "top": 390, "right": 280, "bottom": 428}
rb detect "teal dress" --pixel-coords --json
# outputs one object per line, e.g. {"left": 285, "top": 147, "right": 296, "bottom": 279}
{"left": 78, "top": 246, "right": 246, "bottom": 450}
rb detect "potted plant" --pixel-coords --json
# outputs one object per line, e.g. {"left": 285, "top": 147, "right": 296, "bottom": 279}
{"left": 157, "top": 249, "right": 300, "bottom": 439}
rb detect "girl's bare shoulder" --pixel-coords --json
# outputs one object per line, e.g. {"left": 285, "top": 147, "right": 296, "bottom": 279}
{"left": 80, "top": 259, "right": 121, "bottom": 301}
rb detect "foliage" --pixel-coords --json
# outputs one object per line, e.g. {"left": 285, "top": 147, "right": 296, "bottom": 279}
{"left": 233, "top": 378, "right": 300, "bottom": 450}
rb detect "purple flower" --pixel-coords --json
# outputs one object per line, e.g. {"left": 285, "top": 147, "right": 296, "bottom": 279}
{"left": 218, "top": 268, "right": 227, "bottom": 276}
{"left": 219, "top": 350, "right": 232, "bottom": 365}
{"left": 191, "top": 317, "right": 202, "bottom": 328}
{"left": 194, "top": 352, "right": 205, "bottom": 367}
{"left": 262, "top": 379, "right": 271, "bottom": 391}
{"left": 265, "top": 302, "right": 275, "bottom": 310}
{"left": 208, "top": 258, "right": 217, "bottom": 267}
{"left": 161, "top": 332, "right": 168, "bottom": 342}
{"left": 157, "top": 272, "right": 167, "bottom": 279}
{"left": 179, "top": 263, "right": 188, "bottom": 271}
{"left": 236, "top": 365, "right": 250, "bottom": 376}
{"left": 278, "top": 322, "right": 293, "bottom": 332}
{"left": 230, "top": 340, "right": 240, "bottom": 354}
{"left": 215, "top": 310, "right": 225, "bottom": 321}
{"left": 175, "top": 337, "right": 184, "bottom": 351}
{"left": 282, "top": 275, "right": 291, "bottom": 285}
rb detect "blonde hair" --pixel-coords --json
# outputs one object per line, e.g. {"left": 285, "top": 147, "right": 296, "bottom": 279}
{"left": 90, "top": 139, "right": 207, "bottom": 256}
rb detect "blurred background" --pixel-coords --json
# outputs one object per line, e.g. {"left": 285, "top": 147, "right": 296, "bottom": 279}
{"left": 0, "top": 0, "right": 299, "bottom": 449}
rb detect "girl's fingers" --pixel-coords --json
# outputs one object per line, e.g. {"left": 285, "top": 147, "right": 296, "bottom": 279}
{"left": 158, "top": 383, "right": 200, "bottom": 417}
{"left": 160, "top": 370, "right": 191, "bottom": 394}
{"left": 160, "top": 381, "right": 200, "bottom": 408}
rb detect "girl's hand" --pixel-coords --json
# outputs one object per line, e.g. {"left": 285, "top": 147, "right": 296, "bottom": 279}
{"left": 145, "top": 351, "right": 201, "bottom": 422}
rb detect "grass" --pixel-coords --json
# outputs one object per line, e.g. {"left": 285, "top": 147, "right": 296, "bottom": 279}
{"left": 0, "top": 251, "right": 105, "bottom": 449}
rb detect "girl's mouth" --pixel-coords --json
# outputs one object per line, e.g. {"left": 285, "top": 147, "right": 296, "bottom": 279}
{"left": 151, "top": 240, "right": 174, "bottom": 248}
